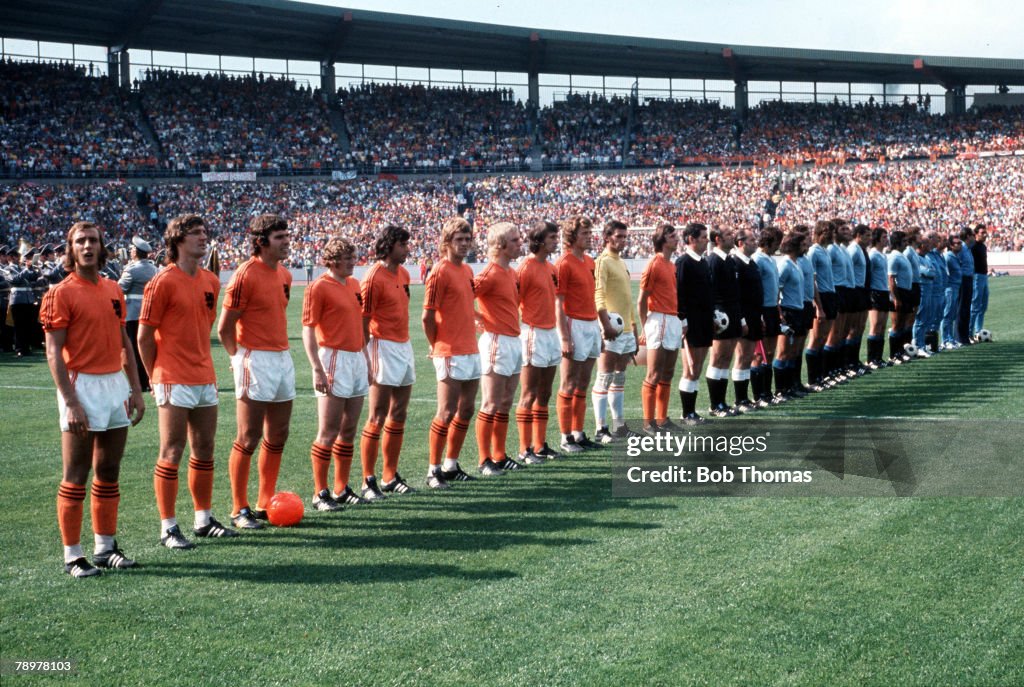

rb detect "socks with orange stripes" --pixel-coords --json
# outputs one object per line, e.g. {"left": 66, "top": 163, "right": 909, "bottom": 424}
{"left": 57, "top": 481, "right": 85, "bottom": 561}
{"left": 90, "top": 479, "right": 120, "bottom": 554}
{"left": 331, "top": 441, "right": 354, "bottom": 495}
{"left": 382, "top": 421, "right": 404, "bottom": 483}
{"left": 154, "top": 459, "right": 179, "bottom": 531}
{"left": 428, "top": 419, "right": 448, "bottom": 467}
{"left": 656, "top": 382, "right": 672, "bottom": 424}
{"left": 556, "top": 392, "right": 573, "bottom": 434}
{"left": 516, "top": 407, "right": 532, "bottom": 455}
{"left": 531, "top": 404, "right": 549, "bottom": 451}
{"left": 310, "top": 442, "right": 332, "bottom": 495}
{"left": 446, "top": 417, "right": 470, "bottom": 461}
{"left": 641, "top": 380, "right": 657, "bottom": 426}
{"left": 256, "top": 440, "right": 284, "bottom": 511}
{"left": 228, "top": 441, "right": 254, "bottom": 515}
{"left": 475, "top": 411, "right": 495, "bottom": 464}
{"left": 360, "top": 421, "right": 381, "bottom": 479}
{"left": 491, "top": 411, "right": 509, "bottom": 461}
{"left": 572, "top": 391, "right": 588, "bottom": 434}
{"left": 188, "top": 457, "right": 215, "bottom": 529}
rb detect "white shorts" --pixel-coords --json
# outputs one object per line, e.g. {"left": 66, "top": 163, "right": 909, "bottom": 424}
{"left": 520, "top": 324, "right": 561, "bottom": 368}
{"left": 232, "top": 347, "right": 296, "bottom": 403}
{"left": 644, "top": 312, "right": 683, "bottom": 351}
{"left": 367, "top": 337, "right": 415, "bottom": 387}
{"left": 433, "top": 354, "right": 482, "bottom": 381}
{"left": 316, "top": 346, "right": 369, "bottom": 398}
{"left": 154, "top": 383, "right": 218, "bottom": 409}
{"left": 479, "top": 332, "right": 523, "bottom": 376}
{"left": 568, "top": 317, "right": 602, "bottom": 362}
{"left": 604, "top": 331, "right": 638, "bottom": 356}
{"left": 59, "top": 371, "right": 130, "bottom": 432}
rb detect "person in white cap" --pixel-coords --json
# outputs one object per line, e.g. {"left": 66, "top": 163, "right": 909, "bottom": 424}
{"left": 119, "top": 235, "right": 158, "bottom": 391}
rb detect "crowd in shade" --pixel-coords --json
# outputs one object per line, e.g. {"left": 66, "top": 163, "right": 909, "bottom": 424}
{"left": 5, "top": 62, "right": 1024, "bottom": 177}
{"left": 341, "top": 83, "right": 534, "bottom": 172}
{"left": 4, "top": 157, "right": 1022, "bottom": 271}
{"left": 139, "top": 69, "right": 343, "bottom": 173}
{"left": 0, "top": 60, "right": 157, "bottom": 174}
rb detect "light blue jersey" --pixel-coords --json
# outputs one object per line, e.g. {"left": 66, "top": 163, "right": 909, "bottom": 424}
{"left": 808, "top": 243, "right": 835, "bottom": 293}
{"left": 753, "top": 250, "right": 779, "bottom": 307}
{"left": 778, "top": 258, "right": 804, "bottom": 309}
{"left": 847, "top": 243, "right": 867, "bottom": 288}
{"left": 888, "top": 251, "right": 912, "bottom": 290}
{"left": 868, "top": 248, "right": 888, "bottom": 291}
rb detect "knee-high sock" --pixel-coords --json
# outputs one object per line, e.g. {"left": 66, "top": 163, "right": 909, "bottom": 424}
{"left": 762, "top": 364, "right": 774, "bottom": 396}
{"left": 804, "top": 349, "right": 821, "bottom": 384}
{"left": 310, "top": 442, "right": 332, "bottom": 494}
{"left": 531, "top": 404, "right": 549, "bottom": 452}
{"left": 491, "top": 411, "right": 510, "bottom": 461}
{"left": 256, "top": 440, "right": 284, "bottom": 511}
{"left": 360, "top": 421, "right": 381, "bottom": 478}
{"left": 556, "top": 392, "right": 573, "bottom": 435}
{"left": 475, "top": 411, "right": 495, "bottom": 464}
{"left": 641, "top": 380, "right": 657, "bottom": 424}
{"left": 516, "top": 407, "right": 533, "bottom": 455}
{"left": 679, "top": 377, "right": 699, "bottom": 416}
{"left": 572, "top": 391, "right": 588, "bottom": 434}
{"left": 57, "top": 481, "right": 86, "bottom": 548}
{"left": 446, "top": 417, "right": 471, "bottom": 460}
{"left": 591, "top": 372, "right": 610, "bottom": 430}
{"left": 428, "top": 419, "right": 448, "bottom": 467}
{"left": 331, "top": 441, "right": 354, "bottom": 495}
{"left": 228, "top": 441, "right": 254, "bottom": 514}
{"left": 90, "top": 479, "right": 119, "bottom": 537}
{"left": 609, "top": 371, "right": 626, "bottom": 424}
{"left": 154, "top": 459, "right": 179, "bottom": 521}
{"left": 381, "top": 420, "right": 404, "bottom": 483}
{"left": 732, "top": 367, "right": 751, "bottom": 403}
{"left": 656, "top": 382, "right": 672, "bottom": 425}
{"left": 773, "top": 360, "right": 789, "bottom": 395}
{"left": 188, "top": 457, "right": 214, "bottom": 514}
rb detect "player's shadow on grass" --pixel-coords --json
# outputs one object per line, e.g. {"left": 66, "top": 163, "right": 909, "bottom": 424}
{"left": 135, "top": 560, "right": 518, "bottom": 585}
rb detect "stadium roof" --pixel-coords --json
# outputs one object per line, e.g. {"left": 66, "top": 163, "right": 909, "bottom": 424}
{"left": 3, "top": 0, "right": 1023, "bottom": 87}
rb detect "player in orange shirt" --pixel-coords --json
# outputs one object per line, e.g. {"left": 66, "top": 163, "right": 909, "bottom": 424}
{"left": 139, "top": 214, "right": 238, "bottom": 549}
{"left": 302, "top": 237, "right": 371, "bottom": 510}
{"left": 637, "top": 222, "right": 683, "bottom": 433}
{"left": 555, "top": 215, "right": 602, "bottom": 453}
{"left": 41, "top": 221, "right": 145, "bottom": 578}
{"left": 359, "top": 225, "right": 416, "bottom": 499}
{"left": 423, "top": 217, "right": 480, "bottom": 487}
{"left": 474, "top": 222, "right": 525, "bottom": 474}
{"left": 217, "top": 214, "right": 294, "bottom": 530}
{"left": 515, "top": 220, "right": 561, "bottom": 462}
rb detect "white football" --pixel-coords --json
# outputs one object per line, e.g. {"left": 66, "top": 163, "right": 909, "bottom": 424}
{"left": 904, "top": 343, "right": 919, "bottom": 357}
{"left": 977, "top": 328, "right": 993, "bottom": 342}
{"left": 713, "top": 309, "right": 730, "bottom": 334}
{"left": 607, "top": 312, "right": 624, "bottom": 335}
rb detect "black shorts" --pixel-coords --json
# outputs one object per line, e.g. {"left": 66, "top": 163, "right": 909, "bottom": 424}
{"left": 761, "top": 306, "right": 782, "bottom": 338}
{"left": 894, "top": 287, "right": 916, "bottom": 314}
{"left": 818, "top": 291, "right": 838, "bottom": 321}
{"left": 803, "top": 302, "right": 816, "bottom": 331}
{"left": 909, "top": 283, "right": 921, "bottom": 309}
{"left": 742, "top": 307, "right": 764, "bottom": 341}
{"left": 855, "top": 286, "right": 871, "bottom": 312}
{"left": 870, "top": 289, "right": 891, "bottom": 312}
{"left": 781, "top": 306, "right": 808, "bottom": 337}
{"left": 685, "top": 311, "right": 714, "bottom": 349}
{"left": 836, "top": 286, "right": 854, "bottom": 314}
{"left": 712, "top": 307, "right": 742, "bottom": 341}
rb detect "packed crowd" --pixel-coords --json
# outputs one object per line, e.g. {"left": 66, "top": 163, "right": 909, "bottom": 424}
{"left": 4, "top": 157, "right": 1022, "bottom": 269}
{"left": 139, "top": 69, "right": 343, "bottom": 173}
{"left": 0, "top": 60, "right": 157, "bottom": 174}
{"left": 539, "top": 92, "right": 629, "bottom": 168}
{"left": 341, "top": 83, "right": 534, "bottom": 172}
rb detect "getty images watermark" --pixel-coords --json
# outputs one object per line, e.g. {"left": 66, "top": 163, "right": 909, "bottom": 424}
{"left": 611, "top": 419, "right": 1024, "bottom": 497}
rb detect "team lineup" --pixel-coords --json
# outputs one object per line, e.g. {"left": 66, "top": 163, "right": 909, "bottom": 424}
{"left": 40, "top": 212, "right": 992, "bottom": 577}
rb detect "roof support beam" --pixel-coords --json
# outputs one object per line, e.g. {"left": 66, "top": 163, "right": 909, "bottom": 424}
{"left": 322, "top": 10, "right": 353, "bottom": 64}
{"left": 913, "top": 58, "right": 958, "bottom": 91}
{"left": 722, "top": 47, "right": 745, "bottom": 82}
{"left": 111, "top": 0, "right": 164, "bottom": 52}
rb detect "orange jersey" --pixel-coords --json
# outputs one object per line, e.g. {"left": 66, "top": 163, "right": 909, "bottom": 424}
{"left": 640, "top": 254, "right": 678, "bottom": 315}
{"left": 302, "top": 273, "right": 364, "bottom": 352}
{"left": 361, "top": 262, "right": 410, "bottom": 342}
{"left": 223, "top": 257, "right": 292, "bottom": 351}
{"left": 139, "top": 265, "right": 220, "bottom": 385}
{"left": 474, "top": 262, "right": 520, "bottom": 336}
{"left": 516, "top": 256, "right": 557, "bottom": 328}
{"left": 423, "top": 258, "right": 477, "bottom": 356}
{"left": 40, "top": 272, "right": 126, "bottom": 374}
{"left": 555, "top": 252, "right": 598, "bottom": 321}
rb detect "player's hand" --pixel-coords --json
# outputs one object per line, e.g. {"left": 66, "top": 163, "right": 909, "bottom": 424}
{"left": 561, "top": 338, "right": 573, "bottom": 358}
{"left": 602, "top": 323, "right": 618, "bottom": 341}
{"left": 638, "top": 332, "right": 647, "bottom": 346}
{"left": 128, "top": 389, "right": 146, "bottom": 426}
{"left": 313, "top": 368, "right": 329, "bottom": 395}
{"left": 741, "top": 323, "right": 749, "bottom": 336}
{"left": 66, "top": 400, "right": 89, "bottom": 437}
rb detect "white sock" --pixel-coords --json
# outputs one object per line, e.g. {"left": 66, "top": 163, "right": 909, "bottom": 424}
{"left": 194, "top": 510, "right": 211, "bottom": 529}
{"left": 609, "top": 372, "right": 626, "bottom": 422}
{"left": 442, "top": 459, "right": 459, "bottom": 472}
{"left": 94, "top": 534, "right": 115, "bottom": 555}
{"left": 573, "top": 430, "right": 586, "bottom": 441}
{"left": 64, "top": 544, "right": 84, "bottom": 563}
{"left": 161, "top": 517, "right": 177, "bottom": 536}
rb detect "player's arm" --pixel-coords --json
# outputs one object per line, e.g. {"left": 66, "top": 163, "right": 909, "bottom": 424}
{"left": 555, "top": 293, "right": 573, "bottom": 356}
{"left": 301, "top": 325, "right": 328, "bottom": 395}
{"left": 117, "top": 268, "right": 133, "bottom": 294}
{"left": 813, "top": 282, "right": 824, "bottom": 319}
{"left": 120, "top": 325, "right": 145, "bottom": 425}
{"left": 421, "top": 306, "right": 438, "bottom": 353}
{"left": 137, "top": 323, "right": 157, "bottom": 382}
{"left": 888, "top": 273, "right": 901, "bottom": 310}
{"left": 674, "top": 260, "right": 689, "bottom": 334}
{"left": 217, "top": 307, "right": 242, "bottom": 358}
{"left": 637, "top": 288, "right": 650, "bottom": 344}
{"left": 44, "top": 328, "right": 87, "bottom": 437}
{"left": 594, "top": 258, "right": 615, "bottom": 339}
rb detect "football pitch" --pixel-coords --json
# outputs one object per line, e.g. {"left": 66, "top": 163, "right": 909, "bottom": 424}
{"left": 1, "top": 278, "right": 1022, "bottom": 686}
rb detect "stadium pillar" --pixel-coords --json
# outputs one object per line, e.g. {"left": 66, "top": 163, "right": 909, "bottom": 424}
{"left": 320, "top": 61, "right": 336, "bottom": 100}
{"left": 528, "top": 71, "right": 539, "bottom": 108}
{"left": 945, "top": 86, "right": 966, "bottom": 115}
{"left": 119, "top": 50, "right": 131, "bottom": 90}
{"left": 107, "top": 48, "right": 119, "bottom": 87}
{"left": 734, "top": 80, "right": 748, "bottom": 121}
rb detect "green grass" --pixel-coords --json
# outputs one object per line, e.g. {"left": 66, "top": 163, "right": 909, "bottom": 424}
{"left": 1, "top": 278, "right": 1022, "bottom": 686}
